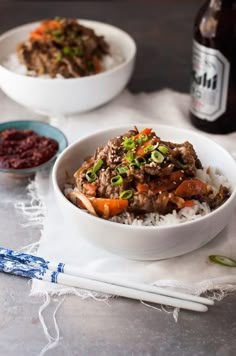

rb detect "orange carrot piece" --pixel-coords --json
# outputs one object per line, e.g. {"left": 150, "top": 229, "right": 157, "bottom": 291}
{"left": 136, "top": 183, "right": 149, "bottom": 193}
{"left": 89, "top": 198, "right": 128, "bottom": 217}
{"left": 175, "top": 179, "right": 208, "bottom": 198}
{"left": 184, "top": 200, "right": 195, "bottom": 207}
{"left": 135, "top": 128, "right": 152, "bottom": 139}
{"left": 83, "top": 183, "right": 97, "bottom": 197}
{"left": 30, "top": 20, "right": 61, "bottom": 41}
{"left": 136, "top": 137, "right": 159, "bottom": 157}
{"left": 93, "top": 57, "right": 102, "bottom": 73}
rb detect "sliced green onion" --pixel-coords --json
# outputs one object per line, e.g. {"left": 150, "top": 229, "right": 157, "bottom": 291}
{"left": 144, "top": 143, "right": 159, "bottom": 153}
{"left": 209, "top": 255, "right": 236, "bottom": 267}
{"left": 52, "top": 30, "right": 63, "bottom": 37}
{"left": 158, "top": 145, "right": 168, "bottom": 155}
{"left": 54, "top": 16, "right": 62, "bottom": 22}
{"left": 116, "top": 165, "right": 129, "bottom": 174}
{"left": 62, "top": 46, "right": 72, "bottom": 55}
{"left": 72, "top": 47, "right": 84, "bottom": 57}
{"left": 151, "top": 150, "right": 164, "bottom": 163}
{"left": 85, "top": 169, "right": 97, "bottom": 183}
{"left": 137, "top": 133, "right": 148, "bottom": 145}
{"left": 130, "top": 162, "right": 139, "bottom": 169}
{"left": 93, "top": 159, "right": 103, "bottom": 173}
{"left": 119, "top": 190, "right": 133, "bottom": 200}
{"left": 111, "top": 175, "right": 123, "bottom": 186}
{"left": 171, "top": 158, "right": 188, "bottom": 170}
{"left": 123, "top": 137, "right": 135, "bottom": 150}
{"left": 125, "top": 152, "right": 134, "bottom": 163}
{"left": 134, "top": 156, "right": 146, "bottom": 167}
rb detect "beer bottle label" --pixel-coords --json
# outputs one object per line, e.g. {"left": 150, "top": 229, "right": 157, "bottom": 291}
{"left": 190, "top": 40, "right": 230, "bottom": 122}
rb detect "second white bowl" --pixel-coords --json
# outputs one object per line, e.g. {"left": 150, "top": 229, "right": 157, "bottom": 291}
{"left": 0, "top": 20, "right": 136, "bottom": 115}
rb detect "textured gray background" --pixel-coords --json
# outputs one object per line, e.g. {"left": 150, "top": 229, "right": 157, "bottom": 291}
{"left": 1, "top": 1, "right": 236, "bottom": 356}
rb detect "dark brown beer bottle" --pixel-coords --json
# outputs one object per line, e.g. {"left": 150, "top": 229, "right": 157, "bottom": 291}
{"left": 190, "top": 0, "right": 236, "bottom": 134}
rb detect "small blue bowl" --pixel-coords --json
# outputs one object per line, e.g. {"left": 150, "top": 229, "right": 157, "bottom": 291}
{"left": 0, "top": 120, "right": 67, "bottom": 177}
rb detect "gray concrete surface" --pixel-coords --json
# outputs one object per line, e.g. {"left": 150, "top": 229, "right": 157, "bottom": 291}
{"left": 1, "top": 1, "right": 236, "bottom": 355}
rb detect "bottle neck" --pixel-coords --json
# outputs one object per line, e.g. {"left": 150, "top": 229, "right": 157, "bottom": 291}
{"left": 198, "top": 0, "right": 235, "bottom": 38}
{"left": 210, "top": 0, "right": 235, "bottom": 7}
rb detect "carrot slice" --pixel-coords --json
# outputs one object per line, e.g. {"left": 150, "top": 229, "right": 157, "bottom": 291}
{"left": 135, "top": 128, "right": 152, "bottom": 139}
{"left": 136, "top": 137, "right": 159, "bottom": 157}
{"left": 89, "top": 198, "right": 128, "bottom": 218}
{"left": 30, "top": 20, "right": 61, "bottom": 41}
{"left": 93, "top": 57, "right": 102, "bottom": 73}
{"left": 175, "top": 179, "right": 208, "bottom": 198}
{"left": 83, "top": 183, "right": 97, "bottom": 197}
{"left": 184, "top": 200, "right": 195, "bottom": 207}
{"left": 136, "top": 183, "right": 149, "bottom": 193}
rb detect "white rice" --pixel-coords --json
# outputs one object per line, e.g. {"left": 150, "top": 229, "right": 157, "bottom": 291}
{"left": 65, "top": 167, "right": 231, "bottom": 227}
{"left": 2, "top": 44, "right": 124, "bottom": 78}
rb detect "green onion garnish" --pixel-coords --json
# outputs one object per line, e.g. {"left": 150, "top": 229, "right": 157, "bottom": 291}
{"left": 151, "top": 150, "right": 164, "bottom": 163}
{"left": 93, "top": 159, "right": 103, "bottom": 173}
{"left": 52, "top": 30, "right": 63, "bottom": 38}
{"left": 134, "top": 156, "right": 146, "bottom": 167}
{"left": 209, "top": 255, "right": 236, "bottom": 267}
{"left": 130, "top": 162, "right": 139, "bottom": 169}
{"left": 119, "top": 190, "right": 133, "bottom": 200}
{"left": 158, "top": 145, "right": 168, "bottom": 155}
{"left": 125, "top": 152, "right": 134, "bottom": 162}
{"left": 111, "top": 175, "right": 123, "bottom": 186}
{"left": 144, "top": 143, "right": 159, "bottom": 153}
{"left": 85, "top": 169, "right": 97, "bottom": 183}
{"left": 62, "top": 46, "right": 72, "bottom": 55}
{"left": 123, "top": 137, "right": 135, "bottom": 150}
{"left": 116, "top": 165, "right": 129, "bottom": 174}
{"left": 171, "top": 158, "right": 188, "bottom": 170}
{"left": 137, "top": 133, "right": 148, "bottom": 145}
{"left": 72, "top": 47, "right": 84, "bottom": 57}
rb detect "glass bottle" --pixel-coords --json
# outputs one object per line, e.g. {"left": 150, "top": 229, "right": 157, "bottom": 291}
{"left": 190, "top": 0, "right": 236, "bottom": 134}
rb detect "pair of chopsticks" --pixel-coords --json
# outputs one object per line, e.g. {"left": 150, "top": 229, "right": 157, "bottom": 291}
{"left": 0, "top": 247, "right": 213, "bottom": 312}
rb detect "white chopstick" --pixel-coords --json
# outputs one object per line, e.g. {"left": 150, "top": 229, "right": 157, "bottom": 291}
{"left": 0, "top": 256, "right": 208, "bottom": 312}
{"left": 48, "top": 271, "right": 209, "bottom": 312}
{"left": 0, "top": 247, "right": 213, "bottom": 308}
{"left": 56, "top": 265, "right": 214, "bottom": 306}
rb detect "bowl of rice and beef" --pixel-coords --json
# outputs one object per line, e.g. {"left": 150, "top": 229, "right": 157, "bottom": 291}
{"left": 0, "top": 18, "right": 136, "bottom": 114}
{"left": 52, "top": 125, "right": 236, "bottom": 261}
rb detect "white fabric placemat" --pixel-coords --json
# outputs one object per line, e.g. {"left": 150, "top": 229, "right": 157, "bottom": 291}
{"left": 21, "top": 88, "right": 236, "bottom": 298}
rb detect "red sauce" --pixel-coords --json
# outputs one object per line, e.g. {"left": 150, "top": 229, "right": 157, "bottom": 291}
{"left": 0, "top": 129, "right": 59, "bottom": 169}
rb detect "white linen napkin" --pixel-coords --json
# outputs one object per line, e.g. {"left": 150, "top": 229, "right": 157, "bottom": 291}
{"left": 25, "top": 89, "right": 236, "bottom": 298}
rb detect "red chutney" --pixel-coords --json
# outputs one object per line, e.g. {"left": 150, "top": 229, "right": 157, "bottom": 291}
{"left": 0, "top": 129, "right": 59, "bottom": 169}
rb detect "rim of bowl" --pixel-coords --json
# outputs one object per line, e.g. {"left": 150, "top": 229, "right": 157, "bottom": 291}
{"left": 52, "top": 124, "right": 236, "bottom": 230}
{"left": 0, "top": 19, "right": 137, "bottom": 82}
{"left": 0, "top": 120, "right": 68, "bottom": 174}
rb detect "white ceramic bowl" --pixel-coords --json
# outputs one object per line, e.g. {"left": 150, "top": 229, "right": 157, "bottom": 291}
{"left": 0, "top": 20, "right": 136, "bottom": 115}
{"left": 52, "top": 125, "right": 236, "bottom": 261}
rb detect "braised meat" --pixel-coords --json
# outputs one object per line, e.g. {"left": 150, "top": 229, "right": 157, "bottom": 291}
{"left": 17, "top": 18, "right": 109, "bottom": 78}
{"left": 69, "top": 127, "right": 230, "bottom": 218}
